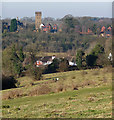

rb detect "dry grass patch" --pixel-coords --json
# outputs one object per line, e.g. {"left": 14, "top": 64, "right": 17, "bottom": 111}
{"left": 81, "top": 70, "right": 88, "bottom": 76}
{"left": 92, "top": 70, "right": 100, "bottom": 76}
{"left": 2, "top": 89, "right": 23, "bottom": 100}
{"left": 103, "top": 66, "right": 112, "bottom": 73}
{"left": 29, "top": 84, "right": 52, "bottom": 96}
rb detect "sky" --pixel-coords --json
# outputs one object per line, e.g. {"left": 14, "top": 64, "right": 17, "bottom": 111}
{"left": 1, "top": 2, "right": 112, "bottom": 19}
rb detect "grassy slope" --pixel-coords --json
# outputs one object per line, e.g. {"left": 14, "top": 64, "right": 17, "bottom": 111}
{"left": 2, "top": 68, "right": 112, "bottom": 118}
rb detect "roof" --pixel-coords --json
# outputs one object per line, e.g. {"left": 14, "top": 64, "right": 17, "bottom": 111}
{"left": 37, "top": 56, "right": 52, "bottom": 63}
{"left": 41, "top": 56, "right": 52, "bottom": 62}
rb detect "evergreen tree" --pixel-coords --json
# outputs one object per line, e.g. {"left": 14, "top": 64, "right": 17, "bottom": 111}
{"left": 11, "top": 45, "right": 22, "bottom": 77}
{"left": 46, "top": 58, "right": 60, "bottom": 73}
{"left": 19, "top": 47, "right": 24, "bottom": 62}
{"left": 90, "top": 44, "right": 104, "bottom": 56}
{"left": 86, "top": 44, "right": 104, "bottom": 67}
{"left": 76, "top": 50, "right": 85, "bottom": 68}
{"left": 10, "top": 19, "right": 17, "bottom": 32}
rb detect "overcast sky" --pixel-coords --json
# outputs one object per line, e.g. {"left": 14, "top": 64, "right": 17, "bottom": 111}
{"left": 2, "top": 2, "right": 112, "bottom": 19}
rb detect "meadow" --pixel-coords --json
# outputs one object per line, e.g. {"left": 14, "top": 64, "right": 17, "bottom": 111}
{"left": 2, "top": 67, "right": 112, "bottom": 118}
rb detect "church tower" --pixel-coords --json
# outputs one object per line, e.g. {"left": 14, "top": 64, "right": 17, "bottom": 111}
{"left": 35, "top": 12, "right": 42, "bottom": 30}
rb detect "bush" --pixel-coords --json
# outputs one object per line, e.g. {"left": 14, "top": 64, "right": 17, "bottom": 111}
{"left": 2, "top": 89, "right": 23, "bottom": 100}
{"left": 29, "top": 85, "right": 52, "bottom": 96}
{"left": 27, "top": 65, "right": 43, "bottom": 81}
{"left": 57, "top": 58, "right": 69, "bottom": 72}
{"left": 32, "top": 67, "right": 43, "bottom": 81}
{"left": 2, "top": 75, "right": 17, "bottom": 90}
{"left": 96, "top": 54, "right": 111, "bottom": 67}
{"left": 103, "top": 66, "right": 112, "bottom": 73}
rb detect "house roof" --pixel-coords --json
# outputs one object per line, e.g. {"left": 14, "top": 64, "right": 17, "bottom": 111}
{"left": 41, "top": 56, "right": 52, "bottom": 62}
{"left": 37, "top": 56, "right": 52, "bottom": 63}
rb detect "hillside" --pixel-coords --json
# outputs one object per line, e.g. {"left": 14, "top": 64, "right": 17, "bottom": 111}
{"left": 2, "top": 16, "right": 112, "bottom": 54}
{"left": 2, "top": 67, "right": 112, "bottom": 118}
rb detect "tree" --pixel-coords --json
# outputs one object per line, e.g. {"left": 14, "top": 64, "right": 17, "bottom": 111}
{"left": 91, "top": 44, "right": 104, "bottom": 56}
{"left": 2, "top": 74, "right": 17, "bottom": 90}
{"left": 86, "top": 44, "right": 105, "bottom": 67}
{"left": 96, "top": 54, "right": 111, "bottom": 67}
{"left": 63, "top": 17, "right": 80, "bottom": 33}
{"left": 91, "top": 24, "right": 97, "bottom": 34}
{"left": 2, "top": 45, "right": 23, "bottom": 77}
{"left": 19, "top": 47, "right": 25, "bottom": 62}
{"left": 45, "top": 58, "right": 60, "bottom": 73}
{"left": 86, "top": 54, "right": 97, "bottom": 67}
{"left": 30, "top": 66, "right": 43, "bottom": 80}
{"left": 11, "top": 45, "right": 23, "bottom": 77}
{"left": 58, "top": 58, "right": 69, "bottom": 72}
{"left": 10, "top": 19, "right": 17, "bottom": 32}
{"left": 76, "top": 50, "right": 85, "bottom": 68}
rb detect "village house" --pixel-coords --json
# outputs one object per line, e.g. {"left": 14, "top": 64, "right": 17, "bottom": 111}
{"left": 35, "top": 55, "right": 77, "bottom": 67}
{"left": 108, "top": 53, "right": 113, "bottom": 61}
{"left": 66, "top": 56, "right": 77, "bottom": 66}
{"left": 41, "top": 23, "right": 58, "bottom": 33}
{"left": 36, "top": 55, "right": 56, "bottom": 67}
{"left": 100, "top": 26, "right": 112, "bottom": 37}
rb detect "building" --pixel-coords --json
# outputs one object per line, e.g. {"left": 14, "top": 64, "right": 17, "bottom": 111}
{"left": 35, "top": 12, "right": 42, "bottom": 30}
{"left": 42, "top": 24, "right": 52, "bottom": 32}
{"left": 35, "top": 55, "right": 56, "bottom": 67}
{"left": 101, "top": 26, "right": 106, "bottom": 33}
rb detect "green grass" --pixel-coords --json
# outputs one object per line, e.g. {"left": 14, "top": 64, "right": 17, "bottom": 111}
{"left": 2, "top": 67, "right": 112, "bottom": 118}
{"left": 2, "top": 85, "right": 112, "bottom": 118}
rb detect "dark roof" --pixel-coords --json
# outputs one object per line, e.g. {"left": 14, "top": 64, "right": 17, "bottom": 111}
{"left": 41, "top": 56, "right": 52, "bottom": 62}
{"left": 37, "top": 56, "right": 52, "bottom": 62}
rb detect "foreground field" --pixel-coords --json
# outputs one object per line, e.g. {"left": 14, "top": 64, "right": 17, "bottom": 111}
{"left": 2, "top": 67, "right": 112, "bottom": 118}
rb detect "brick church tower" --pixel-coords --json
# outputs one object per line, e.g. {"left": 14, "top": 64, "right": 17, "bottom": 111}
{"left": 35, "top": 12, "right": 42, "bottom": 30}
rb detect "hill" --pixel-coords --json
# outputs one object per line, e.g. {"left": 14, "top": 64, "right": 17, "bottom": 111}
{"left": 2, "top": 67, "right": 112, "bottom": 118}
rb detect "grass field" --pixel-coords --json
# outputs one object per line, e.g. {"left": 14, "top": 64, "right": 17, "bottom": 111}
{"left": 2, "top": 67, "right": 112, "bottom": 118}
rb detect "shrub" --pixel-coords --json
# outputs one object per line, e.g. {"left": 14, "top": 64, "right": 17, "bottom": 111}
{"left": 2, "top": 105, "right": 10, "bottom": 108}
{"left": 29, "top": 85, "right": 52, "bottom": 96}
{"left": 103, "top": 66, "right": 112, "bottom": 73}
{"left": 96, "top": 54, "right": 111, "bottom": 67}
{"left": 56, "top": 85, "right": 64, "bottom": 92}
{"left": 27, "top": 65, "right": 43, "bottom": 81}
{"left": 2, "top": 75, "right": 17, "bottom": 90}
{"left": 2, "top": 89, "right": 23, "bottom": 100}
{"left": 57, "top": 58, "right": 69, "bottom": 72}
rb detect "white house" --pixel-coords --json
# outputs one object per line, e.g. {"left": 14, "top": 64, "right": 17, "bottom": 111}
{"left": 69, "top": 61, "right": 77, "bottom": 66}
{"left": 36, "top": 55, "right": 56, "bottom": 67}
{"left": 108, "top": 53, "right": 113, "bottom": 61}
{"left": 40, "top": 23, "right": 45, "bottom": 29}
